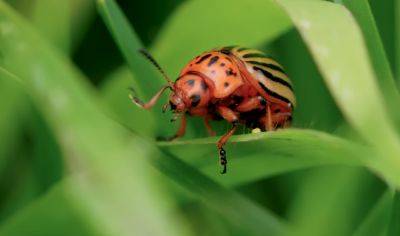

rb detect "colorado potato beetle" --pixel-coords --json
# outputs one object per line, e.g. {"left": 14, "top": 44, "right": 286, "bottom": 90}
{"left": 131, "top": 46, "right": 296, "bottom": 174}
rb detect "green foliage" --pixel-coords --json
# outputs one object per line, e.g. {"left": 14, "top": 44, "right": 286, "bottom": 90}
{"left": 0, "top": 0, "right": 399, "bottom": 235}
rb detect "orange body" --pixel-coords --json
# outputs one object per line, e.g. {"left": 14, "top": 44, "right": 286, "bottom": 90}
{"left": 173, "top": 47, "right": 294, "bottom": 129}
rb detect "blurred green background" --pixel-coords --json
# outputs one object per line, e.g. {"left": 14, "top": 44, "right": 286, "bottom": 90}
{"left": 0, "top": 0, "right": 399, "bottom": 235}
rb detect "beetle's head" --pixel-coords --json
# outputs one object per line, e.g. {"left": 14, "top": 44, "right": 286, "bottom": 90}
{"left": 169, "top": 91, "right": 186, "bottom": 113}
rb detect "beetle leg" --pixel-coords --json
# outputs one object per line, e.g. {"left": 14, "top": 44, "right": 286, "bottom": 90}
{"left": 272, "top": 112, "right": 292, "bottom": 129}
{"left": 217, "top": 123, "right": 238, "bottom": 174}
{"left": 203, "top": 117, "right": 216, "bottom": 136}
{"left": 157, "top": 114, "right": 186, "bottom": 141}
{"left": 216, "top": 106, "right": 239, "bottom": 174}
{"left": 129, "top": 85, "right": 170, "bottom": 110}
{"left": 265, "top": 105, "right": 273, "bottom": 131}
{"left": 236, "top": 96, "right": 265, "bottom": 112}
{"left": 216, "top": 106, "right": 239, "bottom": 123}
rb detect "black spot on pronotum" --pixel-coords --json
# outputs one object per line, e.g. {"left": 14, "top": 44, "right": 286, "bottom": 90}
{"left": 208, "top": 56, "right": 219, "bottom": 66}
{"left": 200, "top": 81, "right": 207, "bottom": 91}
{"left": 196, "top": 54, "right": 212, "bottom": 64}
{"left": 253, "top": 66, "right": 293, "bottom": 90}
{"left": 275, "top": 109, "right": 281, "bottom": 113}
{"left": 190, "top": 94, "right": 201, "bottom": 107}
{"left": 224, "top": 82, "right": 230, "bottom": 88}
{"left": 258, "top": 82, "right": 291, "bottom": 104}
{"left": 220, "top": 63, "right": 225, "bottom": 67}
{"left": 225, "top": 68, "right": 237, "bottom": 76}
{"left": 186, "top": 79, "right": 195, "bottom": 87}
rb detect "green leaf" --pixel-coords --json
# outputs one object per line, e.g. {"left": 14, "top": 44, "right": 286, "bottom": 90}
{"left": 151, "top": 0, "right": 293, "bottom": 76}
{"left": 32, "top": 0, "right": 95, "bottom": 54}
{"left": 153, "top": 150, "right": 289, "bottom": 236}
{"left": 0, "top": 178, "right": 101, "bottom": 236}
{"left": 341, "top": 0, "right": 400, "bottom": 131}
{"left": 0, "top": 78, "right": 28, "bottom": 175}
{"left": 97, "top": 0, "right": 165, "bottom": 99}
{"left": 396, "top": 0, "right": 400, "bottom": 85}
{"left": 352, "top": 190, "right": 394, "bottom": 236}
{"left": 32, "top": 0, "right": 71, "bottom": 53}
{"left": 158, "top": 129, "right": 379, "bottom": 187}
{"left": 275, "top": 0, "right": 400, "bottom": 188}
{"left": 288, "top": 167, "right": 372, "bottom": 236}
{"left": 0, "top": 2, "right": 185, "bottom": 235}
{"left": 387, "top": 191, "right": 400, "bottom": 236}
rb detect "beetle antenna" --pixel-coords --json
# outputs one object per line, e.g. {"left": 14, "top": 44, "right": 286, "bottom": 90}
{"left": 138, "top": 48, "right": 174, "bottom": 86}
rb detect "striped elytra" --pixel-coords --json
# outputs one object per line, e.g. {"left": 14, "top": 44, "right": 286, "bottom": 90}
{"left": 132, "top": 46, "right": 296, "bottom": 174}
{"left": 221, "top": 46, "right": 296, "bottom": 108}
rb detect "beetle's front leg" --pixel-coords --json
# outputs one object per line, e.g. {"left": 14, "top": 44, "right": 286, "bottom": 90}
{"left": 129, "top": 85, "right": 170, "bottom": 110}
{"left": 157, "top": 114, "right": 186, "bottom": 141}
{"left": 216, "top": 106, "right": 239, "bottom": 174}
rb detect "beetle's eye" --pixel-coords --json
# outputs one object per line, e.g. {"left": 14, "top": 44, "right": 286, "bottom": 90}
{"left": 169, "top": 101, "right": 177, "bottom": 110}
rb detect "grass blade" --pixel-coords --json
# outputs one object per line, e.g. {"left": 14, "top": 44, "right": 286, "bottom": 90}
{"left": 275, "top": 0, "right": 400, "bottom": 188}
{"left": 396, "top": 0, "right": 400, "bottom": 85}
{"left": 0, "top": 178, "right": 98, "bottom": 236}
{"left": 158, "top": 129, "right": 381, "bottom": 187}
{"left": 387, "top": 192, "right": 400, "bottom": 236}
{"left": 0, "top": 78, "right": 28, "bottom": 175}
{"left": 288, "top": 167, "right": 373, "bottom": 236}
{"left": 97, "top": 0, "right": 164, "bottom": 99}
{"left": 32, "top": 0, "right": 71, "bottom": 53}
{"left": 32, "top": 0, "right": 95, "bottom": 54}
{"left": 151, "top": 150, "right": 289, "bottom": 236}
{"left": 341, "top": 0, "right": 400, "bottom": 131}
{"left": 352, "top": 190, "right": 394, "bottom": 236}
{"left": 1, "top": 143, "right": 290, "bottom": 236}
{"left": 0, "top": 2, "right": 184, "bottom": 235}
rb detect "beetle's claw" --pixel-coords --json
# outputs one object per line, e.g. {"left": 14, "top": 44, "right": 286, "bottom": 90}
{"left": 128, "top": 87, "right": 145, "bottom": 108}
{"left": 219, "top": 148, "right": 227, "bottom": 174}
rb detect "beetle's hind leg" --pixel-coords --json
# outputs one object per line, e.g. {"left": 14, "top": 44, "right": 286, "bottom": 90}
{"left": 260, "top": 106, "right": 292, "bottom": 130}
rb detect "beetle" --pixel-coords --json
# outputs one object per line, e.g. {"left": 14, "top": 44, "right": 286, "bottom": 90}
{"left": 130, "top": 46, "right": 296, "bottom": 174}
